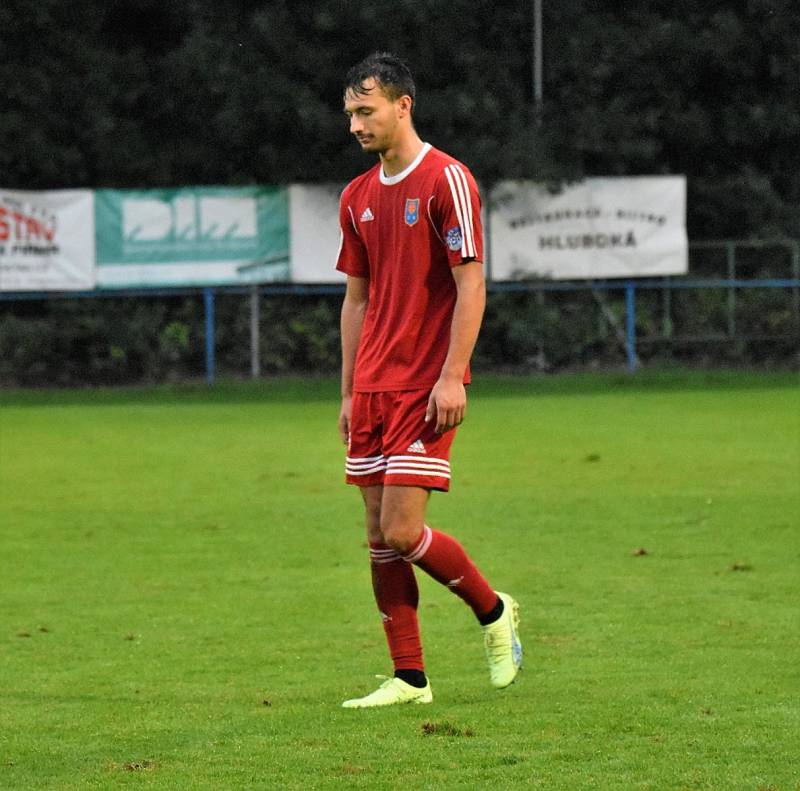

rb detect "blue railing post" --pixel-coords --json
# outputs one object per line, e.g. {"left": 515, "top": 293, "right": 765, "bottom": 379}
{"left": 203, "top": 287, "right": 215, "bottom": 385}
{"left": 625, "top": 281, "right": 637, "bottom": 372}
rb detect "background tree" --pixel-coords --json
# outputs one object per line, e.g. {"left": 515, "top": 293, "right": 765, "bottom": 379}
{"left": 3, "top": 0, "right": 798, "bottom": 237}
{"left": 1, "top": 0, "right": 798, "bottom": 385}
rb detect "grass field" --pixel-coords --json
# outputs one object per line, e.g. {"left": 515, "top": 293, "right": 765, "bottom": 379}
{"left": 1, "top": 371, "right": 798, "bottom": 790}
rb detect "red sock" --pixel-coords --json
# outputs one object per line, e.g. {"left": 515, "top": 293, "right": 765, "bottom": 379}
{"left": 369, "top": 543, "right": 424, "bottom": 672}
{"left": 403, "top": 525, "right": 498, "bottom": 619}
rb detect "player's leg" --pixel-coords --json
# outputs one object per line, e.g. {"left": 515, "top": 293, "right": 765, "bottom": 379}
{"left": 380, "top": 484, "right": 498, "bottom": 618}
{"left": 362, "top": 484, "right": 425, "bottom": 681}
{"left": 379, "top": 389, "right": 499, "bottom": 619}
{"left": 342, "top": 394, "right": 430, "bottom": 708}
{"left": 380, "top": 485, "right": 522, "bottom": 689}
{"left": 378, "top": 388, "right": 522, "bottom": 688}
{"left": 342, "top": 484, "right": 431, "bottom": 708}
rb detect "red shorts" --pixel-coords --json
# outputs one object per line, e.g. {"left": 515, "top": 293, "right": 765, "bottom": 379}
{"left": 345, "top": 389, "right": 457, "bottom": 492}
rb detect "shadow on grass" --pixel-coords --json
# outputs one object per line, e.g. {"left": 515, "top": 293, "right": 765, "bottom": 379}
{"left": 0, "top": 369, "right": 796, "bottom": 408}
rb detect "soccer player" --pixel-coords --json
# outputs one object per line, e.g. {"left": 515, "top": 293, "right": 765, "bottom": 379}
{"left": 336, "top": 53, "right": 522, "bottom": 708}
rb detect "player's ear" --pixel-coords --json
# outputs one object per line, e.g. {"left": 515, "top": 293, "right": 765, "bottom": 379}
{"left": 396, "top": 94, "right": 413, "bottom": 118}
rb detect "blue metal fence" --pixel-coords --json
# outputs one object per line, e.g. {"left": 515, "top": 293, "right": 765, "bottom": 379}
{"left": 2, "top": 240, "right": 798, "bottom": 382}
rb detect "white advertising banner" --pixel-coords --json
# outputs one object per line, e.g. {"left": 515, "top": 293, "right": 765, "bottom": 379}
{"left": 489, "top": 176, "right": 687, "bottom": 280}
{"left": 288, "top": 183, "right": 490, "bottom": 283}
{"left": 95, "top": 187, "right": 289, "bottom": 288}
{"left": 289, "top": 184, "right": 347, "bottom": 283}
{"left": 0, "top": 189, "right": 95, "bottom": 291}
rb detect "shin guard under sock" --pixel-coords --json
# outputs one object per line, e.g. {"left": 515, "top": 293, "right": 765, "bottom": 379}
{"left": 369, "top": 543, "right": 424, "bottom": 673}
{"left": 402, "top": 525, "right": 498, "bottom": 620}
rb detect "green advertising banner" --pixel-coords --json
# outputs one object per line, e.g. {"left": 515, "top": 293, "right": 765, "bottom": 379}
{"left": 95, "top": 186, "right": 289, "bottom": 288}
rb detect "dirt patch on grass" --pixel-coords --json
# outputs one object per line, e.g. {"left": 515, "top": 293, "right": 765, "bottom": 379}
{"left": 421, "top": 721, "right": 475, "bottom": 737}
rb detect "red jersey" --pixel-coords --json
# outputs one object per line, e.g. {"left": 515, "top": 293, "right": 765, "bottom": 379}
{"left": 336, "top": 143, "right": 483, "bottom": 393}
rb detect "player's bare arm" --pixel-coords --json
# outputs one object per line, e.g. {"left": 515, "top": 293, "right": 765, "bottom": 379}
{"left": 425, "top": 260, "right": 486, "bottom": 434}
{"left": 339, "top": 275, "right": 369, "bottom": 444}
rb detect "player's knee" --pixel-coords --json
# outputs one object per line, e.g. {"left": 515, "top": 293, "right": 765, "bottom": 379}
{"left": 365, "top": 503, "right": 381, "bottom": 529}
{"left": 366, "top": 520, "right": 383, "bottom": 545}
{"left": 380, "top": 517, "right": 422, "bottom": 555}
{"left": 364, "top": 506, "right": 382, "bottom": 539}
{"left": 361, "top": 486, "right": 383, "bottom": 542}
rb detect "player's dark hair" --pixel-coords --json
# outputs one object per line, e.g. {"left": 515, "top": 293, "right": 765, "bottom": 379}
{"left": 344, "top": 52, "right": 416, "bottom": 106}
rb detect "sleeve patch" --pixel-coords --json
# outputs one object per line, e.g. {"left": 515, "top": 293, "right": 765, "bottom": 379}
{"left": 446, "top": 226, "right": 463, "bottom": 252}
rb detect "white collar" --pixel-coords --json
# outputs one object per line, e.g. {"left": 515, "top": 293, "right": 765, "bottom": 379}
{"left": 379, "top": 142, "right": 432, "bottom": 185}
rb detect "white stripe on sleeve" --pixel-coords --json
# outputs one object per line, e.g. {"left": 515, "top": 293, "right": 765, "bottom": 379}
{"left": 443, "top": 166, "right": 467, "bottom": 254}
{"left": 452, "top": 165, "right": 476, "bottom": 257}
{"left": 346, "top": 205, "right": 360, "bottom": 236}
{"left": 335, "top": 230, "right": 344, "bottom": 264}
{"left": 443, "top": 164, "right": 476, "bottom": 257}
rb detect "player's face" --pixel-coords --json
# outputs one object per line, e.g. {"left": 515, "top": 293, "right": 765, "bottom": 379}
{"left": 344, "top": 78, "right": 405, "bottom": 154}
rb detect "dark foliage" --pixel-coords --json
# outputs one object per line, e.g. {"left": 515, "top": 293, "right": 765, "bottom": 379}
{"left": 2, "top": 0, "right": 798, "bottom": 237}
{"left": 1, "top": 1, "right": 798, "bottom": 384}
{"left": 1, "top": 284, "right": 796, "bottom": 386}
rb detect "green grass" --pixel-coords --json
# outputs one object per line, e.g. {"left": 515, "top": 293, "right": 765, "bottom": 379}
{"left": 1, "top": 371, "right": 798, "bottom": 790}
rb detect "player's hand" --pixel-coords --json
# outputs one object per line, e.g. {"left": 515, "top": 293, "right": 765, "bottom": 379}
{"left": 425, "top": 376, "right": 466, "bottom": 434}
{"left": 338, "top": 395, "right": 352, "bottom": 445}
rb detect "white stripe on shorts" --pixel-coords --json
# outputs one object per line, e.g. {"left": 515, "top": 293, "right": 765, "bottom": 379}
{"left": 346, "top": 455, "right": 385, "bottom": 466}
{"left": 385, "top": 455, "right": 451, "bottom": 479}
{"left": 386, "top": 468, "right": 452, "bottom": 480}
{"left": 387, "top": 455, "right": 450, "bottom": 469}
{"left": 346, "top": 455, "right": 387, "bottom": 476}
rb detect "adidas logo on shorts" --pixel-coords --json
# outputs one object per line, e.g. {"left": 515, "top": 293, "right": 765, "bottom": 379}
{"left": 406, "top": 439, "right": 426, "bottom": 453}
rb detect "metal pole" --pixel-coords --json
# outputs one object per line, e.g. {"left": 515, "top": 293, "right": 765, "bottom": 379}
{"left": 203, "top": 287, "right": 215, "bottom": 385}
{"left": 791, "top": 240, "right": 800, "bottom": 329}
{"left": 484, "top": 193, "right": 493, "bottom": 283}
{"left": 536, "top": 287, "right": 546, "bottom": 370}
{"left": 726, "top": 241, "right": 736, "bottom": 337}
{"left": 533, "top": 0, "right": 543, "bottom": 121}
{"left": 250, "top": 284, "right": 261, "bottom": 379}
{"left": 625, "top": 281, "right": 637, "bottom": 372}
{"left": 662, "top": 276, "right": 673, "bottom": 338}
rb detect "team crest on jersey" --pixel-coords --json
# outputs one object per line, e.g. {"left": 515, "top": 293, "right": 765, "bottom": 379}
{"left": 446, "top": 226, "right": 463, "bottom": 252}
{"left": 404, "top": 198, "right": 420, "bottom": 226}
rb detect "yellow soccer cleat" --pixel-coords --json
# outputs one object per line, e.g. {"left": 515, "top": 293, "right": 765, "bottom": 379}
{"left": 482, "top": 592, "right": 522, "bottom": 688}
{"left": 342, "top": 675, "right": 433, "bottom": 708}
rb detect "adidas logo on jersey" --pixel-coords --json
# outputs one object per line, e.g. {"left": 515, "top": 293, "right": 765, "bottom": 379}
{"left": 360, "top": 207, "right": 374, "bottom": 222}
{"left": 407, "top": 439, "right": 426, "bottom": 453}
